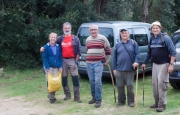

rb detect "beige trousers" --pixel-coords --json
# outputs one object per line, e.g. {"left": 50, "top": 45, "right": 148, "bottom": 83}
{"left": 152, "top": 63, "right": 169, "bottom": 106}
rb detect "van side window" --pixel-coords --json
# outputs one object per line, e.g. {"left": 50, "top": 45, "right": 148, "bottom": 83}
{"left": 133, "top": 34, "right": 148, "bottom": 46}
{"left": 78, "top": 27, "right": 114, "bottom": 47}
{"left": 127, "top": 27, "right": 149, "bottom": 46}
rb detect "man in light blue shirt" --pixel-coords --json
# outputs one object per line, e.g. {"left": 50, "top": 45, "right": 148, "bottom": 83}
{"left": 113, "top": 29, "right": 140, "bottom": 107}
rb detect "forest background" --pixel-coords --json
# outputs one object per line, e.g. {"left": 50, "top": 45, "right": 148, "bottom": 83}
{"left": 0, "top": 0, "right": 180, "bottom": 68}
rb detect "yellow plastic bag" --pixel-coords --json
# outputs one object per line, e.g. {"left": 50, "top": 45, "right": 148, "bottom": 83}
{"left": 48, "top": 72, "right": 62, "bottom": 92}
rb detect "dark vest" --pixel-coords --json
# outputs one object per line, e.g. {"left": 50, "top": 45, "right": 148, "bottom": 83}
{"left": 151, "top": 47, "right": 170, "bottom": 64}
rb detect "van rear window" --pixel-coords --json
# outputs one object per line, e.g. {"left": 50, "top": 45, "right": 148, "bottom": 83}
{"left": 77, "top": 27, "right": 114, "bottom": 47}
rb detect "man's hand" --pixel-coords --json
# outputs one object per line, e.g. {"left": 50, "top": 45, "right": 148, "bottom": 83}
{"left": 40, "top": 47, "right": 45, "bottom": 52}
{"left": 168, "top": 64, "right": 174, "bottom": 73}
{"left": 132, "top": 62, "right": 139, "bottom": 70}
{"left": 75, "top": 60, "right": 78, "bottom": 64}
{"left": 46, "top": 70, "right": 49, "bottom": 73}
{"left": 59, "top": 68, "right": 62, "bottom": 73}
{"left": 113, "top": 70, "right": 116, "bottom": 76}
{"left": 141, "top": 64, "right": 146, "bottom": 70}
{"left": 103, "top": 62, "right": 108, "bottom": 66}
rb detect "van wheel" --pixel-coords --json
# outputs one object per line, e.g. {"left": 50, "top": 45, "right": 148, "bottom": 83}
{"left": 169, "top": 82, "right": 180, "bottom": 89}
{"left": 79, "top": 74, "right": 88, "bottom": 79}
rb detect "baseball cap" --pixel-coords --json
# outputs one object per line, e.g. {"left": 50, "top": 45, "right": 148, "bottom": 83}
{"left": 120, "top": 29, "right": 129, "bottom": 32}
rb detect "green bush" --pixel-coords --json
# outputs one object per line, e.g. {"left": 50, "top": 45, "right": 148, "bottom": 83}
{"left": 0, "top": 0, "right": 179, "bottom": 69}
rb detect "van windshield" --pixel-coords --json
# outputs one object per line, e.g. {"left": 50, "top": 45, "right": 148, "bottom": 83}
{"left": 77, "top": 27, "right": 114, "bottom": 47}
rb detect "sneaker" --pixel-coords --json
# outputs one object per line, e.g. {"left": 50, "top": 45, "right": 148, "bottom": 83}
{"left": 88, "top": 98, "right": 96, "bottom": 104}
{"left": 95, "top": 102, "right": 101, "bottom": 108}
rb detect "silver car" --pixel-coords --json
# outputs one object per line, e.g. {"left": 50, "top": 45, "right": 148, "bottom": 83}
{"left": 169, "top": 29, "right": 180, "bottom": 89}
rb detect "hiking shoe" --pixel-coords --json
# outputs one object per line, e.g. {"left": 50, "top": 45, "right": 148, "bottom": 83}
{"left": 74, "top": 98, "right": 82, "bottom": 103}
{"left": 128, "top": 103, "right": 134, "bottom": 107}
{"left": 156, "top": 105, "right": 166, "bottom": 112}
{"left": 116, "top": 102, "right": 125, "bottom": 107}
{"left": 64, "top": 96, "right": 71, "bottom": 100}
{"left": 88, "top": 98, "right": 96, "bottom": 104}
{"left": 50, "top": 98, "right": 56, "bottom": 104}
{"left": 95, "top": 102, "right": 101, "bottom": 108}
{"left": 150, "top": 104, "right": 158, "bottom": 108}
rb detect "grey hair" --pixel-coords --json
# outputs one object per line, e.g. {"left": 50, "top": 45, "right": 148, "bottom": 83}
{"left": 89, "top": 24, "right": 99, "bottom": 30}
{"left": 49, "top": 32, "right": 57, "bottom": 38}
{"left": 63, "top": 22, "right": 72, "bottom": 29}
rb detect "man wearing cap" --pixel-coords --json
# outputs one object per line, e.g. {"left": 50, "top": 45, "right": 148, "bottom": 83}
{"left": 142, "top": 21, "right": 176, "bottom": 112}
{"left": 113, "top": 29, "right": 140, "bottom": 107}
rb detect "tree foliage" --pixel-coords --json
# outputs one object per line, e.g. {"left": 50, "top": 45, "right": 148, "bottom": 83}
{"left": 0, "top": 0, "right": 179, "bottom": 68}
{"left": 148, "top": 0, "right": 175, "bottom": 32}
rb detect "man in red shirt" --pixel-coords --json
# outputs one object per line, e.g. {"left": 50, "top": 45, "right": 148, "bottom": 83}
{"left": 57, "top": 22, "right": 82, "bottom": 103}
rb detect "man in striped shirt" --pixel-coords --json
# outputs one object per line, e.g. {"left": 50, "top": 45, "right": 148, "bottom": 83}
{"left": 86, "top": 24, "right": 111, "bottom": 108}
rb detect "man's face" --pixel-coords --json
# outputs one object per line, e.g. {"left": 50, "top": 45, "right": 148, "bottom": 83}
{"left": 151, "top": 25, "right": 161, "bottom": 36}
{"left": 63, "top": 24, "right": 71, "bottom": 35}
{"left": 89, "top": 25, "right": 98, "bottom": 38}
{"left": 120, "top": 30, "right": 130, "bottom": 40}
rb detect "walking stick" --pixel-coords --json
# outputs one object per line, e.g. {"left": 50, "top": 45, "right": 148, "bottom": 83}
{"left": 142, "top": 69, "right": 145, "bottom": 106}
{"left": 135, "top": 67, "right": 139, "bottom": 108}
{"left": 107, "top": 64, "right": 116, "bottom": 103}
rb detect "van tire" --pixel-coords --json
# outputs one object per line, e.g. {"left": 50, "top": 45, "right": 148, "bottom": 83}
{"left": 169, "top": 81, "right": 180, "bottom": 89}
{"left": 79, "top": 74, "right": 88, "bottom": 79}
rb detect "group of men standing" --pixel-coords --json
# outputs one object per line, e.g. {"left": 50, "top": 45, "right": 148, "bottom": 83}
{"left": 41, "top": 21, "right": 176, "bottom": 112}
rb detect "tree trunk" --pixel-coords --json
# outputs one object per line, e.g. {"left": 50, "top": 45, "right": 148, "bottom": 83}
{"left": 95, "top": 0, "right": 109, "bottom": 20}
{"left": 142, "top": 0, "right": 149, "bottom": 22}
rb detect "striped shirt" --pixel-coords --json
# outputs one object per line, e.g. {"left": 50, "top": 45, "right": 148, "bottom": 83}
{"left": 86, "top": 34, "right": 111, "bottom": 63}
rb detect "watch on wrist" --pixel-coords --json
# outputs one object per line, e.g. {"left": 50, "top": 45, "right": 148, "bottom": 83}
{"left": 170, "top": 63, "right": 174, "bottom": 65}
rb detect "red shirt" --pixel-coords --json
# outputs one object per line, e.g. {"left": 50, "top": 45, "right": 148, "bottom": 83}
{"left": 61, "top": 35, "right": 74, "bottom": 58}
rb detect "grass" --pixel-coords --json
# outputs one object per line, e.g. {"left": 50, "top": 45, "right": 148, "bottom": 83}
{"left": 0, "top": 67, "right": 180, "bottom": 115}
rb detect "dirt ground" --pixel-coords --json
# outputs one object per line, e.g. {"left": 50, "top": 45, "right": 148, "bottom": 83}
{"left": 0, "top": 95, "right": 58, "bottom": 115}
{"left": 0, "top": 94, "right": 118, "bottom": 115}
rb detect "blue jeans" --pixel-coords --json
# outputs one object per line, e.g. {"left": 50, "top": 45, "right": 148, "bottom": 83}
{"left": 86, "top": 62, "right": 103, "bottom": 102}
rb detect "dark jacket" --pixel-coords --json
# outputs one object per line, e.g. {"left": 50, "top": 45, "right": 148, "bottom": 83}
{"left": 143, "top": 33, "right": 176, "bottom": 64}
{"left": 42, "top": 43, "right": 62, "bottom": 70}
{"left": 56, "top": 35, "right": 81, "bottom": 57}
